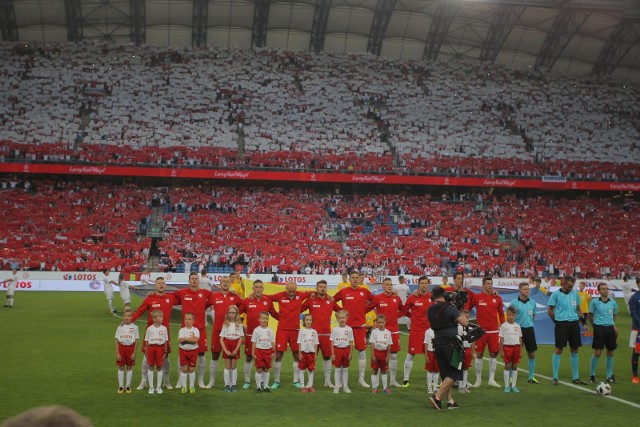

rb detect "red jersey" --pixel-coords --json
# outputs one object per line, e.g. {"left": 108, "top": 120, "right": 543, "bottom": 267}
{"left": 131, "top": 293, "right": 177, "bottom": 330}
{"left": 368, "top": 293, "right": 404, "bottom": 332}
{"left": 239, "top": 296, "right": 278, "bottom": 336}
{"left": 443, "top": 287, "right": 476, "bottom": 311}
{"left": 173, "top": 287, "right": 213, "bottom": 328}
{"left": 334, "top": 286, "right": 374, "bottom": 328}
{"left": 208, "top": 291, "right": 243, "bottom": 330}
{"left": 472, "top": 292, "right": 505, "bottom": 332}
{"left": 301, "top": 296, "right": 341, "bottom": 335}
{"left": 401, "top": 293, "right": 432, "bottom": 331}
{"left": 269, "top": 291, "right": 311, "bottom": 330}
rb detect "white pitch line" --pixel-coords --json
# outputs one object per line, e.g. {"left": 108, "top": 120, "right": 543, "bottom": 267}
{"left": 399, "top": 330, "right": 640, "bottom": 409}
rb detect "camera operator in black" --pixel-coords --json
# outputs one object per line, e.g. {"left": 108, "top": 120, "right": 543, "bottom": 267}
{"left": 427, "top": 286, "right": 469, "bottom": 410}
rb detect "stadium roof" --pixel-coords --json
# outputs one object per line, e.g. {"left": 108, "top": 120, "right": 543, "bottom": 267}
{"left": 5, "top": 0, "right": 640, "bottom": 80}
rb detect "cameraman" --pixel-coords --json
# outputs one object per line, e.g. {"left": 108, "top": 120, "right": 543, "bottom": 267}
{"left": 427, "top": 286, "right": 468, "bottom": 410}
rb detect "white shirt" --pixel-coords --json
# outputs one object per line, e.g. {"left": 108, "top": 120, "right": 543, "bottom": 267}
{"left": 115, "top": 323, "right": 139, "bottom": 345}
{"left": 2, "top": 272, "right": 17, "bottom": 293}
{"left": 620, "top": 280, "right": 637, "bottom": 303}
{"left": 117, "top": 281, "right": 132, "bottom": 302}
{"left": 330, "top": 325, "right": 354, "bottom": 348}
{"left": 199, "top": 276, "right": 213, "bottom": 290}
{"left": 178, "top": 326, "right": 200, "bottom": 350}
{"left": 220, "top": 323, "right": 244, "bottom": 341}
{"left": 145, "top": 324, "right": 169, "bottom": 346}
{"left": 499, "top": 321, "right": 523, "bottom": 346}
{"left": 423, "top": 328, "right": 435, "bottom": 352}
{"left": 297, "top": 328, "right": 320, "bottom": 353}
{"left": 393, "top": 283, "right": 410, "bottom": 304}
{"left": 369, "top": 328, "right": 393, "bottom": 351}
{"left": 251, "top": 326, "right": 275, "bottom": 350}
{"left": 140, "top": 273, "right": 153, "bottom": 286}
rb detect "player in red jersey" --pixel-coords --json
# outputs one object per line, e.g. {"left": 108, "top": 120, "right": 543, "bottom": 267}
{"left": 131, "top": 276, "right": 178, "bottom": 390}
{"left": 367, "top": 277, "right": 404, "bottom": 387}
{"left": 471, "top": 276, "right": 505, "bottom": 388}
{"left": 238, "top": 279, "right": 278, "bottom": 389}
{"left": 301, "top": 279, "right": 341, "bottom": 388}
{"left": 334, "top": 270, "right": 375, "bottom": 388}
{"left": 399, "top": 275, "right": 432, "bottom": 387}
{"left": 173, "top": 272, "right": 213, "bottom": 388}
{"left": 443, "top": 272, "right": 475, "bottom": 311}
{"left": 204, "top": 275, "right": 242, "bottom": 389}
{"left": 265, "top": 282, "right": 313, "bottom": 389}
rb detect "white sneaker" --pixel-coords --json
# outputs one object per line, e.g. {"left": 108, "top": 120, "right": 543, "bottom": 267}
{"left": 344, "top": 386, "right": 352, "bottom": 393}
{"left": 471, "top": 379, "right": 481, "bottom": 388}
{"left": 358, "top": 380, "right": 370, "bottom": 388}
{"left": 390, "top": 381, "right": 402, "bottom": 387}
{"left": 136, "top": 381, "right": 147, "bottom": 391}
{"left": 333, "top": 387, "right": 340, "bottom": 394}
{"left": 325, "top": 382, "right": 335, "bottom": 388}
{"left": 148, "top": 387, "right": 155, "bottom": 394}
{"left": 164, "top": 382, "right": 173, "bottom": 390}
{"left": 204, "top": 381, "right": 214, "bottom": 389}
{"left": 156, "top": 387, "right": 163, "bottom": 394}
{"left": 458, "top": 387, "right": 467, "bottom": 393}
{"left": 487, "top": 380, "right": 501, "bottom": 388}
{"left": 198, "top": 382, "right": 207, "bottom": 389}
{"left": 174, "top": 382, "right": 181, "bottom": 388}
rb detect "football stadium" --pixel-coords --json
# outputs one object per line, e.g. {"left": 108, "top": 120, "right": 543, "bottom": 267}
{"left": 1, "top": 1, "right": 640, "bottom": 426}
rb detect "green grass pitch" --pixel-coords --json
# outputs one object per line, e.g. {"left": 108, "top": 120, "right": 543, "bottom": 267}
{"left": 1, "top": 292, "right": 639, "bottom": 426}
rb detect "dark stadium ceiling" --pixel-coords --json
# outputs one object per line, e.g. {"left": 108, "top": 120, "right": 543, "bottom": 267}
{"left": 5, "top": 0, "right": 640, "bottom": 80}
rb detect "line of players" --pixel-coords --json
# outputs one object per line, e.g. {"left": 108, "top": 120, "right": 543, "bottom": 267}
{"left": 114, "top": 270, "right": 630, "bottom": 394}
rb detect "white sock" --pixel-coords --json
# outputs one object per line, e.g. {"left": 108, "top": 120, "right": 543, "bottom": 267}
{"left": 381, "top": 372, "right": 388, "bottom": 389}
{"left": 504, "top": 370, "right": 510, "bottom": 386}
{"left": 162, "top": 358, "right": 170, "bottom": 385}
{"left": 511, "top": 370, "right": 518, "bottom": 387}
{"left": 371, "top": 374, "right": 378, "bottom": 389}
{"left": 188, "top": 372, "right": 195, "bottom": 388}
{"left": 231, "top": 368, "right": 237, "bottom": 386}
{"left": 157, "top": 371, "right": 164, "bottom": 388}
{"left": 224, "top": 369, "right": 230, "bottom": 386}
{"left": 263, "top": 371, "right": 270, "bottom": 387}
{"left": 147, "top": 370, "right": 154, "bottom": 388}
{"left": 179, "top": 372, "right": 187, "bottom": 388}
{"left": 274, "top": 361, "right": 282, "bottom": 382}
{"left": 293, "top": 362, "right": 300, "bottom": 383}
{"left": 244, "top": 361, "right": 252, "bottom": 384}
{"left": 125, "top": 369, "right": 132, "bottom": 387}
{"left": 300, "top": 370, "right": 306, "bottom": 387}
{"left": 334, "top": 368, "right": 342, "bottom": 388}
{"left": 475, "top": 358, "right": 483, "bottom": 382}
{"left": 432, "top": 372, "right": 440, "bottom": 389}
{"left": 118, "top": 370, "right": 124, "bottom": 388}
{"left": 489, "top": 358, "right": 497, "bottom": 382}
{"left": 403, "top": 354, "right": 414, "bottom": 381}
{"left": 389, "top": 353, "right": 398, "bottom": 383}
{"left": 255, "top": 372, "right": 262, "bottom": 388}
{"left": 307, "top": 370, "right": 314, "bottom": 388}
{"left": 108, "top": 299, "right": 115, "bottom": 312}
{"left": 197, "top": 355, "right": 206, "bottom": 384}
{"left": 462, "top": 370, "right": 468, "bottom": 388}
{"left": 141, "top": 356, "right": 149, "bottom": 384}
{"left": 426, "top": 373, "right": 430, "bottom": 388}
{"left": 209, "top": 359, "right": 218, "bottom": 385}
{"left": 342, "top": 368, "right": 349, "bottom": 389}
{"left": 323, "top": 359, "right": 332, "bottom": 385}
{"left": 358, "top": 351, "right": 366, "bottom": 381}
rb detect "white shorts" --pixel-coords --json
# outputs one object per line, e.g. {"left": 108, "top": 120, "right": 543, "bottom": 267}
{"left": 6, "top": 282, "right": 16, "bottom": 297}
{"left": 120, "top": 289, "right": 131, "bottom": 304}
{"left": 104, "top": 285, "right": 114, "bottom": 300}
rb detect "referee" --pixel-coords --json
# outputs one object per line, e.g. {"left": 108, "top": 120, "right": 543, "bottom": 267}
{"left": 427, "top": 286, "right": 468, "bottom": 410}
{"left": 588, "top": 283, "right": 618, "bottom": 384}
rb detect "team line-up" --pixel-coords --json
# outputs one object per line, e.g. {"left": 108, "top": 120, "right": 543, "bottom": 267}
{"left": 111, "top": 271, "right": 640, "bottom": 401}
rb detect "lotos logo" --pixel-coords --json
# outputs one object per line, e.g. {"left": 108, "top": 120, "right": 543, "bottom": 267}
{"left": 14, "top": 281, "right": 32, "bottom": 289}
{"left": 64, "top": 273, "right": 98, "bottom": 280}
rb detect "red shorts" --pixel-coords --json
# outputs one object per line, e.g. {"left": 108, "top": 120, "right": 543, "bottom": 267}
{"left": 142, "top": 339, "right": 171, "bottom": 354}
{"left": 352, "top": 327, "right": 367, "bottom": 351}
{"left": 210, "top": 327, "right": 222, "bottom": 353}
{"left": 502, "top": 345, "right": 522, "bottom": 364}
{"left": 390, "top": 333, "right": 401, "bottom": 353}
{"left": 317, "top": 335, "right": 332, "bottom": 358}
{"left": 179, "top": 348, "right": 198, "bottom": 367}
{"left": 332, "top": 346, "right": 351, "bottom": 368}
{"left": 298, "top": 351, "right": 317, "bottom": 371}
{"left": 254, "top": 348, "right": 273, "bottom": 369}
{"left": 371, "top": 348, "right": 389, "bottom": 371}
{"left": 222, "top": 338, "right": 241, "bottom": 359}
{"left": 408, "top": 328, "right": 426, "bottom": 355}
{"left": 474, "top": 332, "right": 500, "bottom": 354}
{"left": 197, "top": 327, "right": 207, "bottom": 353}
{"left": 146, "top": 344, "right": 165, "bottom": 368}
{"left": 276, "top": 329, "right": 300, "bottom": 353}
{"left": 424, "top": 351, "right": 439, "bottom": 373}
{"left": 463, "top": 347, "right": 473, "bottom": 369}
{"left": 116, "top": 343, "right": 136, "bottom": 368}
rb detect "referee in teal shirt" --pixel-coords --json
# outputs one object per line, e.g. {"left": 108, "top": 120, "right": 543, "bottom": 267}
{"left": 588, "top": 283, "right": 618, "bottom": 383}
{"left": 548, "top": 276, "right": 587, "bottom": 385}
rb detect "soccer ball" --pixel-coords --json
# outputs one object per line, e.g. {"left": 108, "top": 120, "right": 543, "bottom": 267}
{"left": 596, "top": 382, "right": 611, "bottom": 396}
